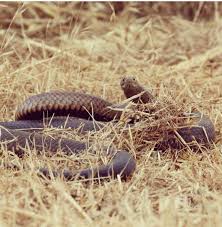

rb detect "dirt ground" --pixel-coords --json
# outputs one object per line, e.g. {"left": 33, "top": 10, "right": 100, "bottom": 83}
{"left": 1, "top": 2, "right": 222, "bottom": 227}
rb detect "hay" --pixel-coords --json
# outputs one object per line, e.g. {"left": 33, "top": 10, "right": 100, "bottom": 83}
{"left": 0, "top": 2, "right": 222, "bottom": 226}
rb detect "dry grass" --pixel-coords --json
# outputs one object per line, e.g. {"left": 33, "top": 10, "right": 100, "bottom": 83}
{"left": 1, "top": 2, "right": 222, "bottom": 227}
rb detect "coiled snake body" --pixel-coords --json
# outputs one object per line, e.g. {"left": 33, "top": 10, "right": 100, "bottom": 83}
{"left": 0, "top": 77, "right": 215, "bottom": 180}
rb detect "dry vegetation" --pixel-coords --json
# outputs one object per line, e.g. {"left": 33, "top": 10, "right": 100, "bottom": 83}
{"left": 1, "top": 2, "right": 222, "bottom": 227}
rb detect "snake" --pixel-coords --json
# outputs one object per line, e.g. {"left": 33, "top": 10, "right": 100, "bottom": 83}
{"left": 0, "top": 76, "right": 216, "bottom": 181}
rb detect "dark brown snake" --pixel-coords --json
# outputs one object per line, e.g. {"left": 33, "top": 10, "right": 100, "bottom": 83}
{"left": 0, "top": 76, "right": 216, "bottom": 181}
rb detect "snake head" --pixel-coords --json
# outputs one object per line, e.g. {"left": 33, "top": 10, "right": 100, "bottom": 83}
{"left": 120, "top": 76, "right": 137, "bottom": 90}
{"left": 120, "top": 76, "right": 155, "bottom": 103}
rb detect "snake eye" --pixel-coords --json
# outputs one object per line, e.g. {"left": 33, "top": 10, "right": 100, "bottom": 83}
{"left": 120, "top": 77, "right": 126, "bottom": 87}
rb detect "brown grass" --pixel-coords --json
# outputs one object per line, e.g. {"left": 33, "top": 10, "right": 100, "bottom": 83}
{"left": 1, "top": 2, "right": 222, "bottom": 226}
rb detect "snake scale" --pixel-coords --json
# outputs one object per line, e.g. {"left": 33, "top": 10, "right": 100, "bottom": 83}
{"left": 0, "top": 76, "right": 215, "bottom": 181}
